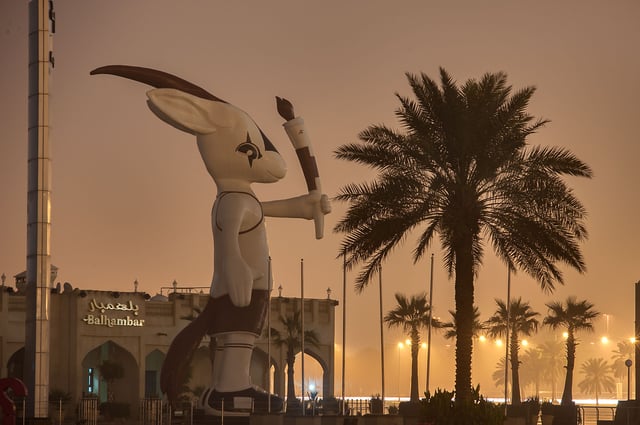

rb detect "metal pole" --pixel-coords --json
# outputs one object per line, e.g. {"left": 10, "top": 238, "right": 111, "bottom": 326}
{"left": 635, "top": 281, "right": 640, "bottom": 399}
{"left": 426, "top": 253, "right": 434, "bottom": 395}
{"left": 268, "top": 257, "right": 272, "bottom": 413}
{"left": 341, "top": 251, "right": 347, "bottom": 414}
{"left": 378, "top": 265, "right": 385, "bottom": 410}
{"left": 504, "top": 267, "right": 511, "bottom": 411}
{"left": 26, "top": 0, "right": 54, "bottom": 418}
{"left": 301, "top": 259, "right": 305, "bottom": 416}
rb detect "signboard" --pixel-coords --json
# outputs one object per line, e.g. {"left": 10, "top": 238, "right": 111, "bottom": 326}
{"left": 82, "top": 298, "right": 145, "bottom": 327}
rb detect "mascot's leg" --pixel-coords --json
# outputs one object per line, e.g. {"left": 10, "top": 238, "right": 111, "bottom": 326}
{"left": 200, "top": 289, "right": 284, "bottom": 416}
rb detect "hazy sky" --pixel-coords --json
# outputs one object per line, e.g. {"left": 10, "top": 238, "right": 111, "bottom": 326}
{"left": 2, "top": 1, "right": 640, "bottom": 396}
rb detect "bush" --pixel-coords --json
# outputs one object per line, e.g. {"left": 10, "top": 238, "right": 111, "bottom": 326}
{"left": 48, "top": 388, "right": 71, "bottom": 404}
{"left": 419, "top": 387, "right": 504, "bottom": 425}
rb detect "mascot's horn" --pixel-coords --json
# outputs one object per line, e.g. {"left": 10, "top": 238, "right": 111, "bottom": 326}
{"left": 90, "top": 65, "right": 228, "bottom": 103}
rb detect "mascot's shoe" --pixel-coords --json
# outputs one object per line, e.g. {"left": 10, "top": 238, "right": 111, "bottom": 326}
{"left": 202, "top": 386, "right": 284, "bottom": 416}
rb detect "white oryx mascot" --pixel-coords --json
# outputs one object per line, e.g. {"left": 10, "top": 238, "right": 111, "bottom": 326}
{"left": 91, "top": 65, "right": 330, "bottom": 415}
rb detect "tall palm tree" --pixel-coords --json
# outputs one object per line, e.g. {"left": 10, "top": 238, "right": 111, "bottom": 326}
{"left": 543, "top": 297, "right": 600, "bottom": 405}
{"left": 612, "top": 340, "right": 635, "bottom": 397}
{"left": 539, "top": 340, "right": 565, "bottom": 401}
{"left": 334, "top": 69, "right": 592, "bottom": 404}
{"left": 485, "top": 298, "right": 540, "bottom": 405}
{"left": 384, "top": 292, "right": 438, "bottom": 402}
{"left": 270, "top": 309, "right": 320, "bottom": 407}
{"left": 578, "top": 358, "right": 615, "bottom": 405}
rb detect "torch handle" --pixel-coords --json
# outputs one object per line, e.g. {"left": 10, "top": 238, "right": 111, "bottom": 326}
{"left": 285, "top": 117, "right": 324, "bottom": 239}
{"left": 295, "top": 148, "right": 324, "bottom": 239}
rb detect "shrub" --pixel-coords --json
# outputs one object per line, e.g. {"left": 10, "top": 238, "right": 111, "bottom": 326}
{"left": 420, "top": 387, "right": 504, "bottom": 425}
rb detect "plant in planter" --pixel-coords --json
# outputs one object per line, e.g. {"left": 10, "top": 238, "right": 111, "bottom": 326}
{"left": 49, "top": 388, "right": 71, "bottom": 425}
{"left": 540, "top": 401, "right": 554, "bottom": 425}
{"left": 419, "top": 387, "right": 504, "bottom": 425}
{"left": 521, "top": 397, "right": 540, "bottom": 425}
{"left": 369, "top": 394, "right": 383, "bottom": 414}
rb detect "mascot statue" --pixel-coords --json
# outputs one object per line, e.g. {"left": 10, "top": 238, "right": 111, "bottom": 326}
{"left": 91, "top": 65, "right": 331, "bottom": 415}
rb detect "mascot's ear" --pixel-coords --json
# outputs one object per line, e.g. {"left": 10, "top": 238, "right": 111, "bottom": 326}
{"left": 146, "top": 88, "right": 236, "bottom": 135}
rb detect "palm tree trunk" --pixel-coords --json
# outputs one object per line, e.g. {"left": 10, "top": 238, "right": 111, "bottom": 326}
{"left": 510, "top": 330, "right": 521, "bottom": 405}
{"left": 561, "top": 333, "right": 576, "bottom": 406}
{"left": 454, "top": 236, "right": 475, "bottom": 405}
{"left": 287, "top": 354, "right": 296, "bottom": 402}
{"left": 410, "top": 340, "right": 419, "bottom": 402}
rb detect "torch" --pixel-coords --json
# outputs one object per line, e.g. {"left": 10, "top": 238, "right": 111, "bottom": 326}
{"left": 277, "top": 97, "right": 324, "bottom": 239}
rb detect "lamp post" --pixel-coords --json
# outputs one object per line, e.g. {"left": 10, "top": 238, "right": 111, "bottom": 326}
{"left": 625, "top": 359, "right": 632, "bottom": 400}
{"left": 397, "top": 342, "right": 404, "bottom": 400}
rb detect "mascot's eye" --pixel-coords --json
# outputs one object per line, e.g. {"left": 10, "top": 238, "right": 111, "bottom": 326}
{"left": 235, "top": 133, "right": 263, "bottom": 167}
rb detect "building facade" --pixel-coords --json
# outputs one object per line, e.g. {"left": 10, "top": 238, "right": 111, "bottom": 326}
{"left": 0, "top": 278, "right": 337, "bottom": 413}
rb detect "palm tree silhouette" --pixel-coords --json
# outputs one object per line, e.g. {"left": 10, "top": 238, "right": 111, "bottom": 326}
{"left": 334, "top": 69, "right": 592, "bottom": 404}
{"left": 611, "top": 340, "right": 635, "bottom": 398}
{"left": 538, "top": 340, "right": 564, "bottom": 401}
{"left": 384, "top": 292, "right": 439, "bottom": 402}
{"left": 485, "top": 298, "right": 540, "bottom": 405}
{"left": 270, "top": 309, "right": 320, "bottom": 410}
{"left": 578, "top": 358, "right": 615, "bottom": 404}
{"left": 543, "top": 297, "right": 599, "bottom": 405}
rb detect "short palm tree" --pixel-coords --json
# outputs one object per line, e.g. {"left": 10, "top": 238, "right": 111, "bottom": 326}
{"left": 334, "top": 68, "right": 592, "bottom": 404}
{"left": 539, "top": 339, "right": 565, "bottom": 401}
{"left": 485, "top": 298, "right": 540, "bottom": 405}
{"left": 384, "top": 292, "right": 438, "bottom": 402}
{"left": 520, "top": 347, "right": 545, "bottom": 398}
{"left": 270, "top": 309, "right": 320, "bottom": 407}
{"left": 492, "top": 356, "right": 508, "bottom": 391}
{"left": 543, "top": 297, "right": 600, "bottom": 405}
{"left": 578, "top": 358, "right": 615, "bottom": 404}
{"left": 612, "top": 340, "right": 635, "bottom": 397}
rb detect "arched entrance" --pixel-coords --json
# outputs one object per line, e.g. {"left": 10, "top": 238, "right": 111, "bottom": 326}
{"left": 250, "top": 348, "right": 279, "bottom": 396}
{"left": 144, "top": 349, "right": 165, "bottom": 398}
{"left": 6, "top": 347, "right": 24, "bottom": 380}
{"left": 81, "top": 340, "right": 138, "bottom": 404}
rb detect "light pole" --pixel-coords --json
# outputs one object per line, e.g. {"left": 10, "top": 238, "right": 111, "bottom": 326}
{"left": 626, "top": 359, "right": 633, "bottom": 400}
{"left": 397, "top": 342, "right": 404, "bottom": 400}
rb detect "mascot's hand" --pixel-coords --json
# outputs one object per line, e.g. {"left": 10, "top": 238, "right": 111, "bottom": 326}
{"left": 299, "top": 192, "right": 331, "bottom": 220}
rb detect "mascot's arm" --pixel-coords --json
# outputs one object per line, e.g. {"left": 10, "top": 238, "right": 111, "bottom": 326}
{"left": 262, "top": 193, "right": 330, "bottom": 219}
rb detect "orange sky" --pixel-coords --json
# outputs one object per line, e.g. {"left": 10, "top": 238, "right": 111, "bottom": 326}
{"left": 1, "top": 1, "right": 640, "bottom": 397}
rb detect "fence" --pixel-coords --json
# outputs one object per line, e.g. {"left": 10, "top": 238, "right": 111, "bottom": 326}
{"left": 78, "top": 397, "right": 99, "bottom": 425}
{"left": 578, "top": 405, "right": 615, "bottom": 425}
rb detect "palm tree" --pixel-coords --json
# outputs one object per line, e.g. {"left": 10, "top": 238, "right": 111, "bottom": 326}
{"left": 520, "top": 347, "right": 545, "bottom": 398}
{"left": 543, "top": 297, "right": 600, "bottom": 405}
{"left": 492, "top": 356, "right": 507, "bottom": 392}
{"left": 612, "top": 340, "right": 635, "bottom": 397}
{"left": 334, "top": 69, "right": 592, "bottom": 404}
{"left": 270, "top": 309, "right": 320, "bottom": 408}
{"left": 384, "top": 292, "right": 438, "bottom": 402}
{"left": 539, "top": 340, "right": 565, "bottom": 401}
{"left": 578, "top": 358, "right": 615, "bottom": 404}
{"left": 441, "top": 307, "right": 484, "bottom": 341}
{"left": 485, "top": 298, "right": 540, "bottom": 405}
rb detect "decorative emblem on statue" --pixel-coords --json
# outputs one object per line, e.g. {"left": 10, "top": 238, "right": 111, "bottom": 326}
{"left": 91, "top": 65, "right": 331, "bottom": 415}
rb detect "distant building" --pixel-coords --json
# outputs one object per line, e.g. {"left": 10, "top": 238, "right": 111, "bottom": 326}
{"left": 0, "top": 272, "right": 338, "bottom": 414}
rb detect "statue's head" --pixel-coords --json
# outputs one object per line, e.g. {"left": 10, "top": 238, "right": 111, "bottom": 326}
{"left": 91, "top": 65, "right": 287, "bottom": 186}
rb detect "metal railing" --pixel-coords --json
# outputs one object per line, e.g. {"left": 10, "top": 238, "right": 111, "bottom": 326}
{"left": 78, "top": 397, "right": 99, "bottom": 425}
